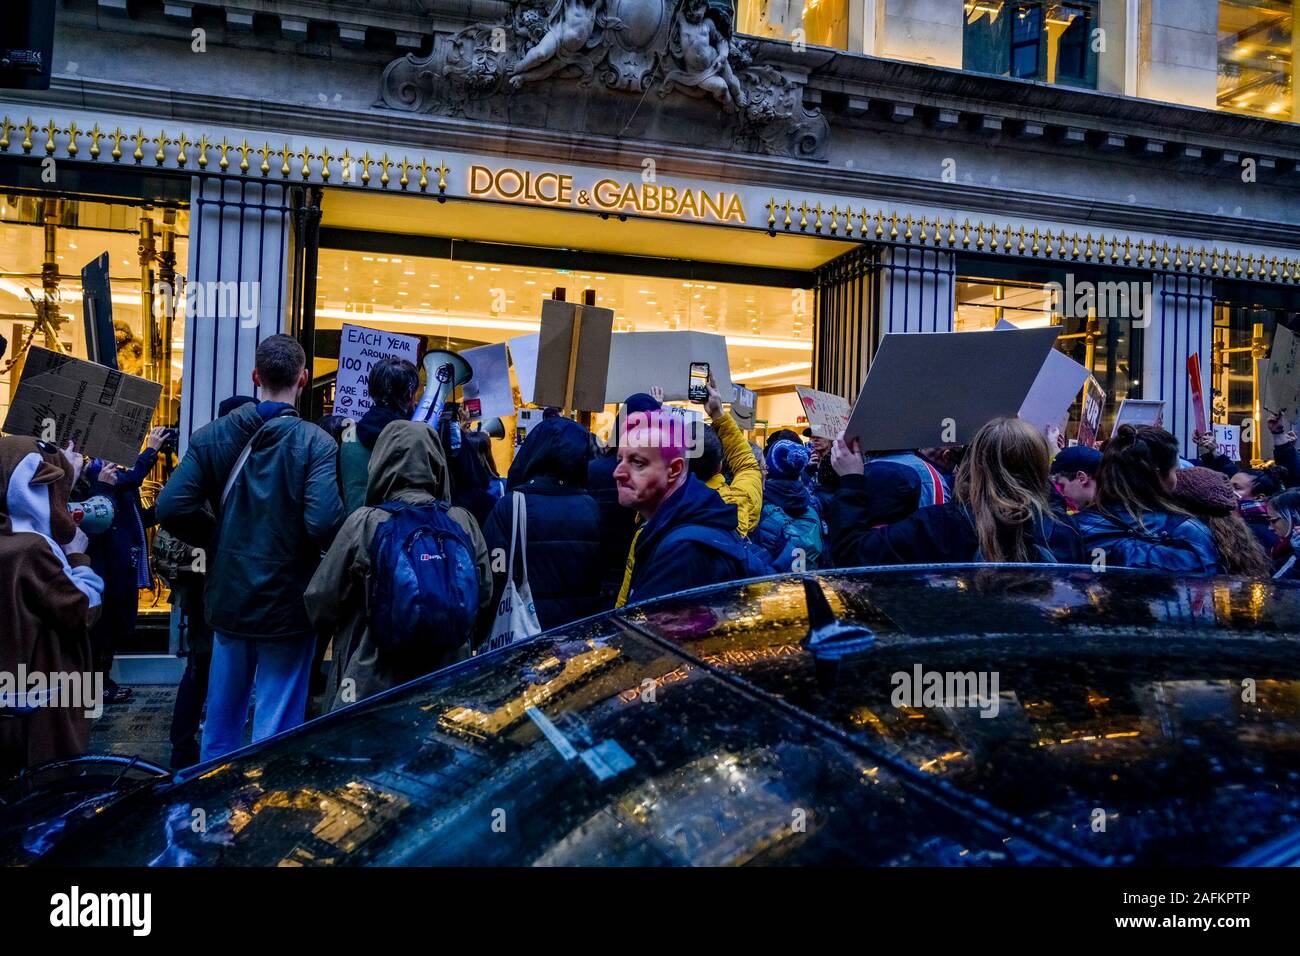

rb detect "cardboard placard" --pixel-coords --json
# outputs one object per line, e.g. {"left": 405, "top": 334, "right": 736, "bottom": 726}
{"left": 508, "top": 333, "right": 540, "bottom": 405}
{"left": 730, "top": 384, "right": 756, "bottom": 430}
{"left": 1077, "top": 376, "right": 1106, "bottom": 449}
{"left": 514, "top": 406, "right": 545, "bottom": 448}
{"left": 1112, "top": 398, "right": 1166, "bottom": 434}
{"left": 844, "top": 328, "right": 1061, "bottom": 450}
{"left": 1214, "top": 423, "right": 1241, "bottom": 463}
{"left": 604, "top": 331, "right": 733, "bottom": 404}
{"left": 1263, "top": 325, "right": 1300, "bottom": 423}
{"left": 795, "top": 385, "right": 851, "bottom": 440}
{"left": 995, "top": 320, "right": 1090, "bottom": 441}
{"left": 4, "top": 347, "right": 162, "bottom": 465}
{"left": 334, "top": 323, "right": 422, "bottom": 416}
{"left": 460, "top": 342, "right": 514, "bottom": 422}
{"left": 532, "top": 300, "right": 614, "bottom": 412}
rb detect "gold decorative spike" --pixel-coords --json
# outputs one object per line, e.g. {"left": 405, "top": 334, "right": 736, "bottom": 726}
{"left": 42, "top": 119, "right": 58, "bottom": 155}
{"left": 1003, "top": 225, "right": 1013, "bottom": 251}
{"left": 844, "top": 207, "right": 854, "bottom": 237}
{"left": 915, "top": 214, "right": 924, "bottom": 243}
{"left": 237, "top": 138, "right": 251, "bottom": 173}
{"left": 975, "top": 222, "right": 986, "bottom": 251}
{"left": 814, "top": 202, "right": 824, "bottom": 232}
{"left": 1031, "top": 227, "right": 1040, "bottom": 255}
{"left": 0, "top": 116, "right": 11, "bottom": 151}
{"left": 1234, "top": 251, "right": 1243, "bottom": 276}
{"left": 257, "top": 142, "right": 272, "bottom": 176}
{"left": 861, "top": 208, "right": 871, "bottom": 236}
{"left": 361, "top": 151, "right": 372, "bottom": 186}
{"left": 1270, "top": 255, "right": 1279, "bottom": 280}
{"left": 888, "top": 212, "right": 899, "bottom": 239}
{"left": 1136, "top": 240, "right": 1148, "bottom": 267}
{"left": 1070, "top": 233, "right": 1080, "bottom": 259}
{"left": 298, "top": 146, "right": 312, "bottom": 180}
{"left": 1208, "top": 249, "right": 1219, "bottom": 274}
{"left": 1159, "top": 242, "right": 1169, "bottom": 268}
{"left": 1109, "top": 238, "right": 1119, "bottom": 263}
{"left": 766, "top": 198, "right": 776, "bottom": 229}
{"left": 89, "top": 124, "right": 104, "bottom": 160}
{"left": 154, "top": 130, "right": 168, "bottom": 165}
{"left": 111, "top": 128, "right": 125, "bottom": 162}
{"left": 379, "top": 153, "right": 392, "bottom": 188}
{"left": 1173, "top": 244, "right": 1183, "bottom": 269}
{"left": 132, "top": 128, "right": 147, "bottom": 164}
{"left": 65, "top": 121, "right": 79, "bottom": 157}
{"left": 195, "top": 134, "right": 209, "bottom": 168}
{"left": 1082, "top": 233, "right": 1093, "bottom": 260}
{"left": 1056, "top": 229, "right": 1066, "bottom": 258}
{"left": 798, "top": 201, "right": 808, "bottom": 230}
{"left": 903, "top": 214, "right": 913, "bottom": 241}
{"left": 784, "top": 201, "right": 793, "bottom": 229}
{"left": 20, "top": 117, "right": 35, "bottom": 154}
{"left": 1123, "top": 238, "right": 1132, "bottom": 264}
{"left": 1248, "top": 254, "right": 1258, "bottom": 279}
{"left": 174, "top": 131, "right": 191, "bottom": 167}
{"left": 416, "top": 158, "right": 430, "bottom": 192}
{"left": 1017, "top": 226, "right": 1026, "bottom": 254}
{"left": 339, "top": 148, "right": 352, "bottom": 183}
{"left": 874, "top": 209, "right": 884, "bottom": 239}
{"left": 217, "top": 137, "right": 230, "bottom": 170}
{"left": 960, "top": 218, "right": 971, "bottom": 248}
{"left": 280, "top": 144, "right": 292, "bottom": 178}
{"left": 828, "top": 204, "right": 839, "bottom": 235}
{"left": 320, "top": 146, "right": 334, "bottom": 182}
{"left": 1043, "top": 230, "right": 1053, "bottom": 257}
{"left": 989, "top": 223, "right": 1000, "bottom": 252}
{"left": 947, "top": 218, "right": 958, "bottom": 247}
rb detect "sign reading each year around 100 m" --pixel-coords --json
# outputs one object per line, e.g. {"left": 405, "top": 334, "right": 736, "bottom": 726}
{"left": 335, "top": 324, "right": 422, "bottom": 416}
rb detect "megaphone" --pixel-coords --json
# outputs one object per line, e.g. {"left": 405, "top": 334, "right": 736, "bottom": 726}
{"left": 412, "top": 349, "right": 473, "bottom": 425}
{"left": 481, "top": 417, "right": 506, "bottom": 440}
{"left": 68, "top": 495, "right": 114, "bottom": 535}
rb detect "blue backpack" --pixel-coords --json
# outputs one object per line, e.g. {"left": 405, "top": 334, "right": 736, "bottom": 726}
{"left": 669, "top": 525, "right": 779, "bottom": 580}
{"left": 367, "top": 502, "right": 479, "bottom": 655}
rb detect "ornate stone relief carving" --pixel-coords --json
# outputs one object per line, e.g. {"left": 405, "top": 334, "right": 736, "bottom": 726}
{"left": 379, "top": 0, "right": 828, "bottom": 159}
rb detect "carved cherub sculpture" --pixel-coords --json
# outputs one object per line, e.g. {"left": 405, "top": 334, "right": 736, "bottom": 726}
{"left": 660, "top": 0, "right": 746, "bottom": 111}
{"left": 510, "top": 0, "right": 625, "bottom": 88}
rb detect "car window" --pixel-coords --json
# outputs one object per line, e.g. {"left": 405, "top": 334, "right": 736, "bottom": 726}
{"left": 627, "top": 570, "right": 1300, "bottom": 864}
{"left": 48, "top": 617, "right": 1058, "bottom": 866}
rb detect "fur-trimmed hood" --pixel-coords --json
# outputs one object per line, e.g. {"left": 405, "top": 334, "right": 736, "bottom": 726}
{"left": 0, "top": 436, "right": 78, "bottom": 544}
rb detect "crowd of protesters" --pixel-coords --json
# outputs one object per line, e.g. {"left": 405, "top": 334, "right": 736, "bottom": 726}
{"left": 9, "top": 330, "right": 1300, "bottom": 778}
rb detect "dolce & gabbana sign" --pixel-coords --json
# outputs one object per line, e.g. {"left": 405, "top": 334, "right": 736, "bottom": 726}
{"left": 468, "top": 164, "right": 747, "bottom": 225}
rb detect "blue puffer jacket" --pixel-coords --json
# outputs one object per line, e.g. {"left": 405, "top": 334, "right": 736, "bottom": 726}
{"left": 1073, "top": 508, "right": 1219, "bottom": 575}
{"left": 752, "top": 477, "right": 823, "bottom": 570}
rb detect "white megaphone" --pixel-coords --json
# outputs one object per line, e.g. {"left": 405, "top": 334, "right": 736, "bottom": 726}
{"left": 411, "top": 349, "right": 473, "bottom": 425}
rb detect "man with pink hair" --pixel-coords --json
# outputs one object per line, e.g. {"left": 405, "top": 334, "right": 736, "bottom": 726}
{"left": 613, "top": 410, "right": 759, "bottom": 606}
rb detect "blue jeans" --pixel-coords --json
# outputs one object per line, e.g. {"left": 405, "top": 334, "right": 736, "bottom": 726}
{"left": 199, "top": 633, "right": 315, "bottom": 762}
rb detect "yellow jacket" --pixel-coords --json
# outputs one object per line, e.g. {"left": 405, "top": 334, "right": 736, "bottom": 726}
{"left": 704, "top": 412, "right": 763, "bottom": 536}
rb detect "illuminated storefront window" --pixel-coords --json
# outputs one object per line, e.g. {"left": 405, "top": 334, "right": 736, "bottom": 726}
{"left": 1219, "top": 0, "right": 1297, "bottom": 120}
{"left": 737, "top": 0, "right": 850, "bottom": 50}
{"left": 309, "top": 248, "right": 813, "bottom": 445}
{"left": 956, "top": 273, "right": 1142, "bottom": 436}
{"left": 0, "top": 191, "right": 189, "bottom": 619}
{"left": 964, "top": 1, "right": 1099, "bottom": 87}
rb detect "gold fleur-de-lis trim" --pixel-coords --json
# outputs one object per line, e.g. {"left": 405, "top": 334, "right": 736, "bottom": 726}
{"left": 319, "top": 146, "right": 334, "bottom": 181}
{"left": 0, "top": 116, "right": 12, "bottom": 151}
{"left": 258, "top": 142, "right": 272, "bottom": 176}
{"left": 88, "top": 123, "right": 103, "bottom": 160}
{"left": 174, "top": 132, "right": 191, "bottom": 167}
{"left": 42, "top": 119, "right": 59, "bottom": 155}
{"left": 132, "top": 128, "right": 147, "bottom": 164}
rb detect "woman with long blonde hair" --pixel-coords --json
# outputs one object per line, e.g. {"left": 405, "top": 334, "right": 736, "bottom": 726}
{"left": 828, "top": 417, "right": 1083, "bottom": 566}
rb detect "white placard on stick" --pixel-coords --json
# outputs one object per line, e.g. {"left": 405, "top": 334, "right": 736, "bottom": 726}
{"left": 795, "top": 385, "right": 851, "bottom": 439}
{"left": 460, "top": 342, "right": 514, "bottom": 421}
{"left": 508, "top": 333, "right": 540, "bottom": 405}
{"left": 1264, "top": 325, "right": 1300, "bottom": 423}
{"left": 604, "top": 331, "right": 733, "bottom": 404}
{"left": 995, "top": 320, "right": 1090, "bottom": 438}
{"left": 335, "top": 323, "right": 422, "bottom": 416}
{"left": 1214, "top": 423, "right": 1242, "bottom": 463}
{"left": 844, "top": 328, "right": 1061, "bottom": 451}
{"left": 1112, "top": 398, "right": 1166, "bottom": 434}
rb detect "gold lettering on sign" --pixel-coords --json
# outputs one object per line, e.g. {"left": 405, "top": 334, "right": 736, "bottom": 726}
{"left": 467, "top": 164, "right": 744, "bottom": 225}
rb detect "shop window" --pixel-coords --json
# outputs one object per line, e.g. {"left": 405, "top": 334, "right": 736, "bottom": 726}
{"left": 956, "top": 274, "right": 1142, "bottom": 437}
{"left": 737, "top": 0, "right": 850, "bottom": 50}
{"left": 1211, "top": 300, "right": 1300, "bottom": 463}
{"left": 1218, "top": 0, "right": 1296, "bottom": 120}
{"left": 310, "top": 248, "right": 814, "bottom": 449}
{"left": 964, "top": 1, "right": 1099, "bottom": 88}
{"left": 0, "top": 192, "right": 189, "bottom": 625}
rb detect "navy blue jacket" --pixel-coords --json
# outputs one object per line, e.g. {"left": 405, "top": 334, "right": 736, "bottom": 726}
{"left": 587, "top": 453, "right": 637, "bottom": 606}
{"left": 1074, "top": 508, "right": 1218, "bottom": 575}
{"left": 157, "top": 402, "right": 345, "bottom": 641}
{"left": 483, "top": 418, "right": 603, "bottom": 630}
{"left": 832, "top": 493, "right": 1083, "bottom": 567}
{"left": 623, "top": 474, "right": 754, "bottom": 605}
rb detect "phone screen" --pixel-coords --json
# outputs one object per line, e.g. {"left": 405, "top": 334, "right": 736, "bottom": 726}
{"left": 689, "top": 362, "right": 710, "bottom": 402}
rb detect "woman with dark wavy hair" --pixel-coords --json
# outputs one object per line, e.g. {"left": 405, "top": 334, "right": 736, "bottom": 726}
{"left": 1074, "top": 425, "right": 1218, "bottom": 575}
{"left": 1171, "top": 467, "right": 1271, "bottom": 576}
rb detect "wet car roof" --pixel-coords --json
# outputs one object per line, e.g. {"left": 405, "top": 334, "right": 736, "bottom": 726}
{"left": 17, "top": 566, "right": 1300, "bottom": 867}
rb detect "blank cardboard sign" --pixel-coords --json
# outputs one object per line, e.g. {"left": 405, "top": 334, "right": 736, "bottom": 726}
{"left": 604, "top": 331, "right": 733, "bottom": 404}
{"left": 845, "top": 328, "right": 1061, "bottom": 450}
{"left": 531, "top": 300, "right": 614, "bottom": 412}
{"left": 4, "top": 347, "right": 163, "bottom": 465}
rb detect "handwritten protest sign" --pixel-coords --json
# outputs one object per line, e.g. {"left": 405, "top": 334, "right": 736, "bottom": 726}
{"left": 1076, "top": 376, "right": 1106, "bottom": 448}
{"left": 334, "top": 323, "right": 421, "bottom": 416}
{"left": 795, "top": 385, "right": 851, "bottom": 439}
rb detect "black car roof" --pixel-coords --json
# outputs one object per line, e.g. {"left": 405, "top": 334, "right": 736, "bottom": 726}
{"left": 19, "top": 566, "right": 1300, "bottom": 867}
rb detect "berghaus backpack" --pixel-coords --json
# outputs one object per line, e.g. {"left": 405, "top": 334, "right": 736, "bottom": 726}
{"left": 366, "top": 501, "right": 479, "bottom": 655}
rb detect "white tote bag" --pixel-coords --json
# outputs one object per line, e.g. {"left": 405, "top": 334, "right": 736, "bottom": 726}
{"left": 486, "top": 492, "right": 543, "bottom": 651}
